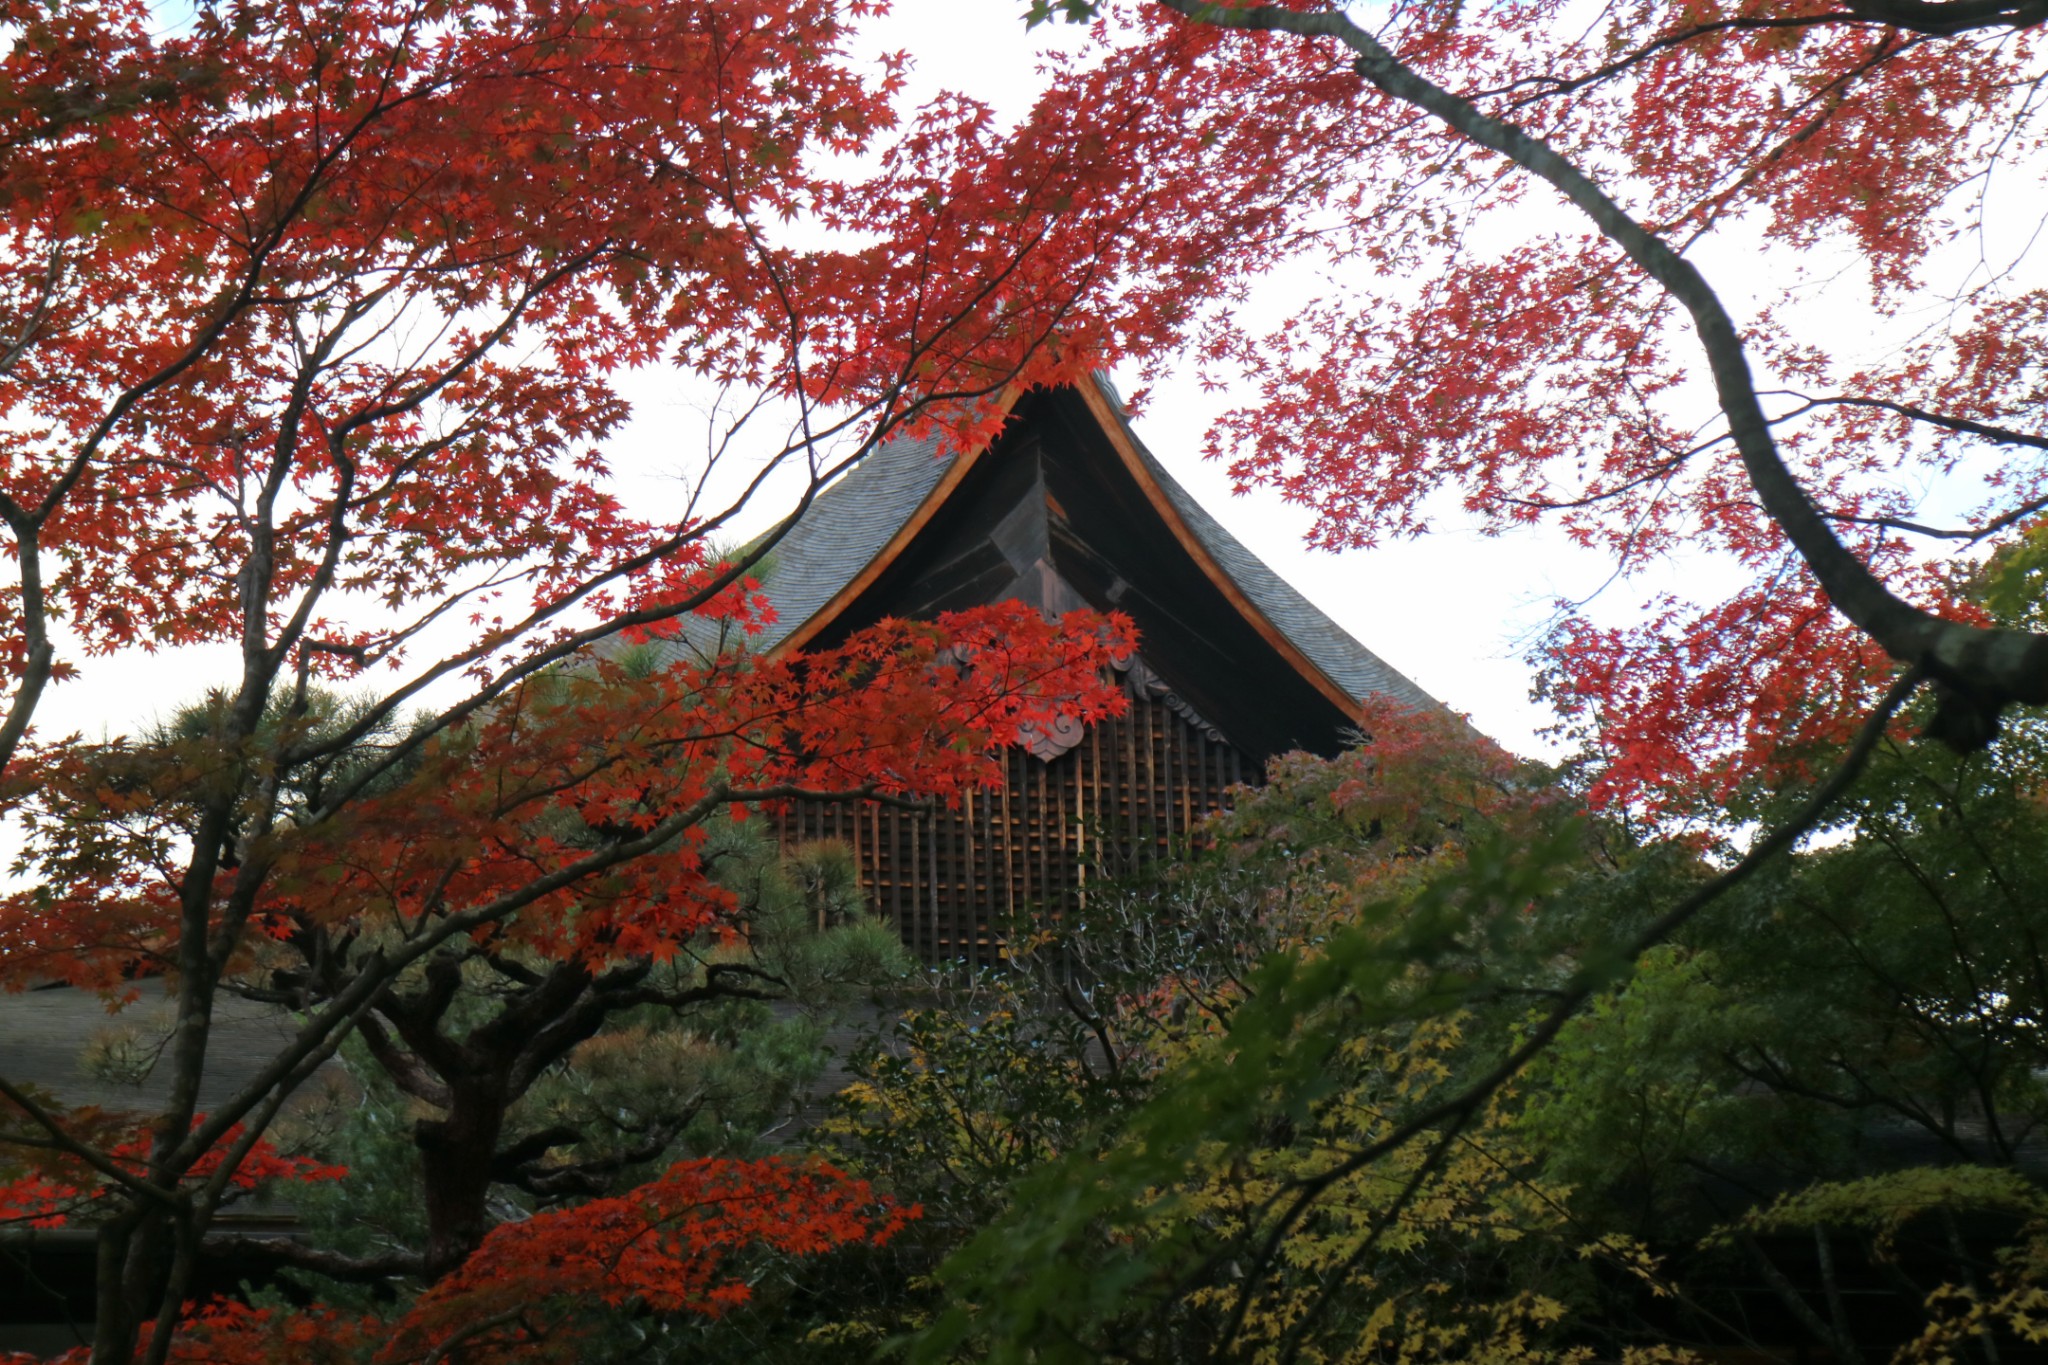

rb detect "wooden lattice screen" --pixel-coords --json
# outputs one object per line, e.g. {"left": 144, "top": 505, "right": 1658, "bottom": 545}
{"left": 776, "top": 683, "right": 1252, "bottom": 968}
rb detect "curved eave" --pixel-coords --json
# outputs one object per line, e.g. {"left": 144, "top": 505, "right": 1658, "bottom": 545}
{"left": 1072, "top": 379, "right": 1368, "bottom": 721}
{"left": 762, "top": 389, "right": 1024, "bottom": 661}
{"left": 754, "top": 378, "right": 1437, "bottom": 733}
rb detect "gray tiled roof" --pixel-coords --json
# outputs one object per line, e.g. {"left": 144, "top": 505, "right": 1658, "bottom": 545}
{"left": 660, "top": 381, "right": 1438, "bottom": 714}
{"left": 754, "top": 428, "right": 952, "bottom": 651}
{"left": 656, "top": 426, "right": 950, "bottom": 665}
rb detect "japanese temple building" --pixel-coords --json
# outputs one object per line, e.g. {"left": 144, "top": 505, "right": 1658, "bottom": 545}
{"left": 667, "top": 377, "right": 1440, "bottom": 965}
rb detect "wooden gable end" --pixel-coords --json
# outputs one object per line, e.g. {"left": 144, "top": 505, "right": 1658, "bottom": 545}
{"left": 797, "top": 386, "right": 1364, "bottom": 759}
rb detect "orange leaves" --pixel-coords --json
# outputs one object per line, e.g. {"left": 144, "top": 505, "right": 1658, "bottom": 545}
{"left": 4, "top": 6, "right": 1159, "bottom": 1361}
{"left": 0, "top": 1113, "right": 346, "bottom": 1232}
{"left": 4, "top": 1160, "right": 906, "bottom": 1365}
{"left": 3, "top": 1300, "right": 378, "bottom": 1365}
{"left": 1003, "top": 1, "right": 2048, "bottom": 809}
{"left": 380, "top": 1157, "right": 910, "bottom": 1362}
{"left": 1539, "top": 577, "right": 1903, "bottom": 812}
{"left": 0, "top": 1173, "right": 78, "bottom": 1230}
{"left": 0, "top": 0, "right": 901, "bottom": 669}
{"left": 73, "top": 602, "right": 1127, "bottom": 973}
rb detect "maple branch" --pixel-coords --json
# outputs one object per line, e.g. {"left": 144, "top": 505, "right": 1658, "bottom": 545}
{"left": 195, "top": 1236, "right": 425, "bottom": 1283}
{"left": 278, "top": 406, "right": 878, "bottom": 802}
{"left": 163, "top": 954, "right": 391, "bottom": 1179}
{"left": 159, "top": 770, "right": 868, "bottom": 1184}
{"left": 1484, "top": 1, "right": 2032, "bottom": 111}
{"left": 188, "top": 974, "right": 388, "bottom": 1222}
{"left": 1499, "top": 442, "right": 1709, "bottom": 514}
{"left": 0, "top": 247, "right": 64, "bottom": 773}
{"left": 0, "top": 59, "right": 225, "bottom": 155}
{"left": 1844, "top": 0, "right": 2048, "bottom": 33}
{"left": 0, "top": 1077, "right": 181, "bottom": 1210}
{"left": 1822, "top": 490, "right": 2048, "bottom": 544}
{"left": 1661, "top": 29, "right": 1922, "bottom": 259}
{"left": 0, "top": 522, "right": 57, "bottom": 781}
{"left": 1262, "top": 1115, "right": 1470, "bottom": 1365}
{"left": 249, "top": 254, "right": 604, "bottom": 714}
{"left": 1487, "top": 14, "right": 1867, "bottom": 104}
{"left": 1773, "top": 390, "right": 2048, "bottom": 454}
{"left": 356, "top": 1014, "right": 455, "bottom": 1109}
{"left": 0, "top": 242, "right": 63, "bottom": 378}
{"left": 1156, "top": 0, "right": 2048, "bottom": 749}
{"left": 417, "top": 1309, "right": 530, "bottom": 1365}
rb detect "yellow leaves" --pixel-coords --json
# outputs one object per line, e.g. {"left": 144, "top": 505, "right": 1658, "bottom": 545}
{"left": 1619, "top": 1348, "right": 1705, "bottom": 1365}
{"left": 1905, "top": 1279, "right": 2048, "bottom": 1360}
{"left": 1709, "top": 1166, "right": 2048, "bottom": 1260}
{"left": 833, "top": 1079, "right": 882, "bottom": 1113}
{"left": 1145, "top": 1008, "right": 1611, "bottom": 1365}
{"left": 2004, "top": 1285, "right": 2048, "bottom": 1342}
{"left": 803, "top": 1317, "right": 896, "bottom": 1348}
{"left": 1577, "top": 1231, "right": 1678, "bottom": 1303}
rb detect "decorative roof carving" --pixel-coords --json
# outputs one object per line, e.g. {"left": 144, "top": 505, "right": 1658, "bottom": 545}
{"left": 1016, "top": 652, "right": 1229, "bottom": 763}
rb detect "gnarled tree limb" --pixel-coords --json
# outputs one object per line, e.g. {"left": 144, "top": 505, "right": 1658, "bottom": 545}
{"left": 1157, "top": 0, "right": 2048, "bottom": 748}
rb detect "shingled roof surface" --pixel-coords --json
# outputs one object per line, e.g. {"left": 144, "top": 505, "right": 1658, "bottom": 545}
{"left": 1095, "top": 387, "right": 1437, "bottom": 712}
{"left": 665, "top": 380, "right": 1437, "bottom": 714}
{"left": 658, "top": 425, "right": 950, "bottom": 665}
{"left": 739, "top": 426, "right": 951, "bottom": 652}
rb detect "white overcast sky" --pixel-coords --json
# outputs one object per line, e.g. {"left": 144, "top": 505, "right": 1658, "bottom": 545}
{"left": 597, "top": 0, "right": 1633, "bottom": 761}
{"left": 43, "top": 0, "right": 1885, "bottom": 764}
{"left": 608, "top": 0, "right": 1679, "bottom": 758}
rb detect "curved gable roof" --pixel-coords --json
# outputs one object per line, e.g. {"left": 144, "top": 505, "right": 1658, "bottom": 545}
{"left": 662, "top": 378, "right": 1440, "bottom": 719}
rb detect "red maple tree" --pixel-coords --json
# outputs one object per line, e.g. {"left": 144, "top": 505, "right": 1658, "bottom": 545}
{"left": 7, "top": 1157, "right": 915, "bottom": 1365}
{"left": 11, "top": 0, "right": 2037, "bottom": 1359}
{"left": 0, "top": 2, "right": 1170, "bottom": 1361}
{"left": 1006, "top": 0, "right": 2048, "bottom": 808}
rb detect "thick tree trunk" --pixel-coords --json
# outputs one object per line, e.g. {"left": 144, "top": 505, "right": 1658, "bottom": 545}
{"left": 415, "top": 1084, "right": 511, "bottom": 1280}
{"left": 90, "top": 1204, "right": 177, "bottom": 1365}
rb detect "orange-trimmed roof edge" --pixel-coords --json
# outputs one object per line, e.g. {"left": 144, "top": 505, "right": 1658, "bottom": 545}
{"left": 761, "top": 375, "right": 1409, "bottom": 724}
{"left": 764, "top": 385, "right": 1024, "bottom": 660}
{"left": 1071, "top": 378, "right": 1365, "bottom": 721}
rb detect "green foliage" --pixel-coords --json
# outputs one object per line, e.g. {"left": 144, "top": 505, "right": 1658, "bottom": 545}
{"left": 873, "top": 698, "right": 2048, "bottom": 1363}
{"left": 876, "top": 712, "right": 1650, "bottom": 1364}
{"left": 1022, "top": 0, "right": 1103, "bottom": 27}
{"left": 1697, "top": 713, "right": 2048, "bottom": 1168}
{"left": 833, "top": 1000, "right": 1134, "bottom": 1226}
{"left": 242, "top": 679, "right": 2048, "bottom": 1362}
{"left": 1513, "top": 705, "right": 2048, "bottom": 1350}
{"left": 1973, "top": 522, "right": 2048, "bottom": 633}
{"left": 270, "top": 1052, "right": 434, "bottom": 1305}
{"left": 1518, "top": 947, "right": 1788, "bottom": 1232}
{"left": 1717, "top": 1167, "right": 2048, "bottom": 1255}
{"left": 913, "top": 820, "right": 1595, "bottom": 1364}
